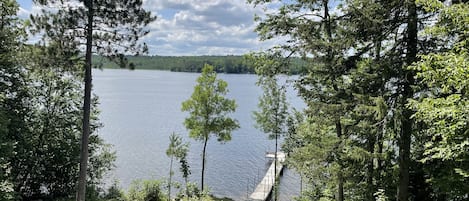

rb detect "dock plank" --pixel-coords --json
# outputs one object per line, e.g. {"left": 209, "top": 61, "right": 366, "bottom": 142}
{"left": 249, "top": 152, "right": 286, "bottom": 201}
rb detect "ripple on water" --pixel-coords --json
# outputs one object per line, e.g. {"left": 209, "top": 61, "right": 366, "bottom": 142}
{"left": 94, "top": 69, "right": 304, "bottom": 200}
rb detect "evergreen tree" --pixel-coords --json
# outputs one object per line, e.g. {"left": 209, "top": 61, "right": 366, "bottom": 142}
{"left": 166, "top": 132, "right": 189, "bottom": 201}
{"left": 176, "top": 143, "right": 191, "bottom": 199}
{"left": 0, "top": 0, "right": 28, "bottom": 199}
{"left": 408, "top": 1, "right": 469, "bottom": 199}
{"left": 4, "top": 42, "right": 115, "bottom": 200}
{"left": 29, "top": 1, "right": 155, "bottom": 200}
{"left": 248, "top": 0, "right": 433, "bottom": 200}
{"left": 181, "top": 64, "right": 239, "bottom": 191}
{"left": 248, "top": 0, "right": 356, "bottom": 199}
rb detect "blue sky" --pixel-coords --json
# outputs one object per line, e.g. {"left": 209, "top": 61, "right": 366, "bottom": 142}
{"left": 16, "top": 0, "right": 279, "bottom": 56}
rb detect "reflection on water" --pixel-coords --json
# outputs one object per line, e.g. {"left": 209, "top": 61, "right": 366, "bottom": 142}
{"left": 93, "top": 69, "right": 304, "bottom": 200}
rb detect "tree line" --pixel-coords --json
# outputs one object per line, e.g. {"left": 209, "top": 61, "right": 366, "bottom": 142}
{"left": 0, "top": 1, "right": 239, "bottom": 201}
{"left": 93, "top": 55, "right": 308, "bottom": 74}
{"left": 2, "top": 0, "right": 469, "bottom": 201}
{"left": 247, "top": 0, "right": 469, "bottom": 200}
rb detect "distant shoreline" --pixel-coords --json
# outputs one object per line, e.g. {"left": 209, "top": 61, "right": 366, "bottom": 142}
{"left": 92, "top": 55, "right": 306, "bottom": 74}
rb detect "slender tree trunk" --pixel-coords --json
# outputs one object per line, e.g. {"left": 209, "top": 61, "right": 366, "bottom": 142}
{"left": 377, "top": 124, "right": 384, "bottom": 185}
{"left": 367, "top": 133, "right": 376, "bottom": 200}
{"left": 76, "top": 1, "right": 93, "bottom": 200}
{"left": 398, "top": 1, "right": 417, "bottom": 201}
{"left": 185, "top": 177, "right": 189, "bottom": 197}
{"left": 201, "top": 136, "right": 208, "bottom": 191}
{"left": 336, "top": 120, "right": 344, "bottom": 201}
{"left": 168, "top": 156, "right": 173, "bottom": 201}
{"left": 300, "top": 173, "right": 303, "bottom": 194}
{"left": 274, "top": 131, "right": 278, "bottom": 201}
{"left": 375, "top": 38, "right": 384, "bottom": 187}
{"left": 1, "top": 13, "right": 4, "bottom": 30}
{"left": 398, "top": 100, "right": 412, "bottom": 201}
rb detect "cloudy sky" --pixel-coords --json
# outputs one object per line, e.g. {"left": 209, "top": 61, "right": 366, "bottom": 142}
{"left": 16, "top": 0, "right": 279, "bottom": 56}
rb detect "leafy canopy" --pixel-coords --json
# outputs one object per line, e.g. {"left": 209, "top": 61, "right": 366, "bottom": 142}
{"left": 182, "top": 64, "right": 240, "bottom": 142}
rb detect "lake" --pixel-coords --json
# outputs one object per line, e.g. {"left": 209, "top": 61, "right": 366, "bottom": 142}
{"left": 93, "top": 69, "right": 304, "bottom": 200}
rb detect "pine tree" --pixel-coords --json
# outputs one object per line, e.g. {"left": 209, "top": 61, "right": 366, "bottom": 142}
{"left": 29, "top": 1, "right": 155, "bottom": 200}
{"left": 0, "top": 0, "right": 24, "bottom": 198}
{"left": 166, "top": 132, "right": 189, "bottom": 200}
{"left": 248, "top": 0, "right": 435, "bottom": 200}
{"left": 248, "top": 0, "right": 357, "bottom": 199}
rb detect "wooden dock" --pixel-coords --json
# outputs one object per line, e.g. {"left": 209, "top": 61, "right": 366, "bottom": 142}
{"left": 249, "top": 152, "right": 286, "bottom": 201}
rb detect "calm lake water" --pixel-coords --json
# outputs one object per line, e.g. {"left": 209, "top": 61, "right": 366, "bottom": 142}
{"left": 93, "top": 69, "right": 304, "bottom": 201}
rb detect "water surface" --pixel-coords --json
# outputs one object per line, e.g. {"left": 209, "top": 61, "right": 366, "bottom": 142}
{"left": 93, "top": 69, "right": 303, "bottom": 200}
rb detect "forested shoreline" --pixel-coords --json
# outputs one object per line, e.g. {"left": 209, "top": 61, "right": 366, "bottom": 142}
{"left": 93, "top": 55, "right": 307, "bottom": 74}
{"left": 1, "top": 0, "right": 469, "bottom": 201}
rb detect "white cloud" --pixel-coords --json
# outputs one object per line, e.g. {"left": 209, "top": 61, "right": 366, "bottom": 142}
{"left": 20, "top": 0, "right": 282, "bottom": 56}
{"left": 142, "top": 0, "right": 280, "bottom": 55}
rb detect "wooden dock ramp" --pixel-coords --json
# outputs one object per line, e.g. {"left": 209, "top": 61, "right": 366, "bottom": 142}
{"left": 249, "top": 152, "right": 286, "bottom": 201}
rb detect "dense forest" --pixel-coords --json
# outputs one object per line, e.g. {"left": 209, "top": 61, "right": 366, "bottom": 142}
{"left": 1, "top": 0, "right": 469, "bottom": 201}
{"left": 247, "top": 0, "right": 469, "bottom": 201}
{"left": 93, "top": 55, "right": 307, "bottom": 74}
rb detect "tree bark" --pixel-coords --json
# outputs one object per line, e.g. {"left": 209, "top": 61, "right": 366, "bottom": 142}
{"left": 336, "top": 120, "right": 344, "bottom": 201}
{"left": 168, "top": 156, "right": 173, "bottom": 201}
{"left": 375, "top": 39, "right": 384, "bottom": 188}
{"left": 76, "top": 1, "right": 93, "bottom": 201}
{"left": 398, "top": 1, "right": 417, "bottom": 201}
{"left": 367, "top": 133, "right": 376, "bottom": 200}
{"left": 274, "top": 130, "right": 278, "bottom": 201}
{"left": 377, "top": 125, "right": 384, "bottom": 185}
{"left": 201, "top": 136, "right": 208, "bottom": 191}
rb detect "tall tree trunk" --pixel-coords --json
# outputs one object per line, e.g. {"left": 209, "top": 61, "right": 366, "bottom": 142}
{"left": 336, "top": 120, "right": 344, "bottom": 201}
{"left": 168, "top": 156, "right": 173, "bottom": 201}
{"left": 377, "top": 124, "right": 384, "bottom": 186}
{"left": 375, "top": 39, "right": 384, "bottom": 187}
{"left": 201, "top": 136, "right": 208, "bottom": 191}
{"left": 76, "top": 1, "right": 93, "bottom": 201}
{"left": 274, "top": 131, "right": 278, "bottom": 201}
{"left": 367, "top": 133, "right": 376, "bottom": 200}
{"left": 398, "top": 1, "right": 417, "bottom": 200}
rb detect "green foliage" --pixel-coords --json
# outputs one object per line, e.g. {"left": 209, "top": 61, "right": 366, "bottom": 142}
{"left": 250, "top": 53, "right": 290, "bottom": 201}
{"left": 2, "top": 44, "right": 115, "bottom": 200}
{"left": 253, "top": 76, "right": 289, "bottom": 139}
{"left": 103, "top": 181, "right": 125, "bottom": 201}
{"left": 282, "top": 109, "right": 304, "bottom": 155}
{"left": 408, "top": 1, "right": 469, "bottom": 198}
{"left": 127, "top": 180, "right": 166, "bottom": 201}
{"left": 94, "top": 55, "right": 252, "bottom": 73}
{"left": 166, "top": 133, "right": 190, "bottom": 200}
{"left": 181, "top": 64, "right": 240, "bottom": 142}
{"left": 30, "top": 0, "right": 155, "bottom": 67}
{"left": 178, "top": 151, "right": 191, "bottom": 185}
{"left": 1, "top": 1, "right": 116, "bottom": 199}
{"left": 0, "top": 1, "right": 23, "bottom": 199}
{"left": 175, "top": 182, "right": 204, "bottom": 200}
{"left": 181, "top": 64, "right": 239, "bottom": 190}
{"left": 30, "top": 1, "right": 154, "bottom": 200}
{"left": 290, "top": 118, "right": 340, "bottom": 199}
{"left": 93, "top": 55, "right": 307, "bottom": 74}
{"left": 374, "top": 189, "right": 389, "bottom": 201}
{"left": 248, "top": 0, "right": 356, "bottom": 199}
{"left": 248, "top": 0, "right": 433, "bottom": 200}
{"left": 244, "top": 51, "right": 305, "bottom": 75}
{"left": 166, "top": 133, "right": 189, "bottom": 159}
